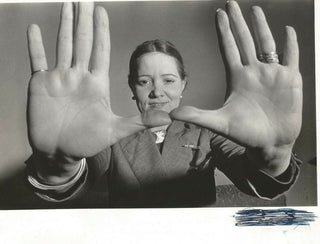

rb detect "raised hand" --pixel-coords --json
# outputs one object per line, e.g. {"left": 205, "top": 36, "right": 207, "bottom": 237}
{"left": 27, "top": 3, "right": 171, "bottom": 161}
{"left": 170, "top": 1, "right": 302, "bottom": 175}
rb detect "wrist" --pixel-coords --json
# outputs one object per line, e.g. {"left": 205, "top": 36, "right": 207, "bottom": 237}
{"left": 29, "top": 152, "right": 84, "bottom": 185}
{"left": 246, "top": 144, "right": 293, "bottom": 177}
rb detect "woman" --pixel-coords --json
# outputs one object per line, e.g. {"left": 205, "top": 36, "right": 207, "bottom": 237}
{"left": 25, "top": 1, "right": 302, "bottom": 207}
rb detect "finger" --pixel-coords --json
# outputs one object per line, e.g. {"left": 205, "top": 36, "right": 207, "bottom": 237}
{"left": 115, "top": 110, "right": 172, "bottom": 139}
{"left": 251, "top": 6, "right": 276, "bottom": 56}
{"left": 226, "top": 1, "right": 257, "bottom": 65}
{"left": 74, "top": 2, "right": 94, "bottom": 69}
{"left": 216, "top": 9, "right": 242, "bottom": 70}
{"left": 170, "top": 106, "right": 229, "bottom": 136}
{"left": 27, "top": 24, "right": 48, "bottom": 73}
{"left": 282, "top": 26, "right": 299, "bottom": 69}
{"left": 91, "top": 6, "right": 110, "bottom": 74}
{"left": 56, "top": 3, "right": 73, "bottom": 69}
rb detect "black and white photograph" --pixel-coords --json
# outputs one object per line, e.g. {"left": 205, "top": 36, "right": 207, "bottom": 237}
{"left": 0, "top": 0, "right": 316, "bottom": 209}
{"left": 0, "top": 0, "right": 318, "bottom": 241}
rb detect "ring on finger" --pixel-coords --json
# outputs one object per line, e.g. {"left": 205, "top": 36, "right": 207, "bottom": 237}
{"left": 32, "top": 69, "right": 48, "bottom": 75}
{"left": 258, "top": 52, "right": 279, "bottom": 63}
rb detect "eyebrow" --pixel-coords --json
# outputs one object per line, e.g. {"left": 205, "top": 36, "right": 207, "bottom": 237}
{"left": 137, "top": 74, "right": 178, "bottom": 78}
{"left": 137, "top": 75, "right": 152, "bottom": 78}
{"left": 161, "top": 74, "right": 178, "bottom": 78}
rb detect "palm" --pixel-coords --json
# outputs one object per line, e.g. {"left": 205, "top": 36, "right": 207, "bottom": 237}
{"left": 27, "top": 3, "right": 170, "bottom": 160}
{"left": 29, "top": 70, "right": 114, "bottom": 158}
{"left": 218, "top": 64, "right": 302, "bottom": 148}
{"left": 171, "top": 2, "right": 302, "bottom": 169}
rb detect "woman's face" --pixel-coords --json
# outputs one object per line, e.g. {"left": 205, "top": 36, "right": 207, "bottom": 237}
{"left": 132, "top": 52, "right": 186, "bottom": 113}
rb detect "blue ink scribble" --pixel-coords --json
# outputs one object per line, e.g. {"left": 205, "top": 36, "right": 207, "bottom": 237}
{"left": 234, "top": 208, "right": 316, "bottom": 226}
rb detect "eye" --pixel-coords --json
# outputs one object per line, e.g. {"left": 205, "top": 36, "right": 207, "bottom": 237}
{"left": 136, "top": 79, "right": 151, "bottom": 86}
{"left": 164, "top": 78, "right": 175, "bottom": 84}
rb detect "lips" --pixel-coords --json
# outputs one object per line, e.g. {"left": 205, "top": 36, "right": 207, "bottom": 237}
{"left": 149, "top": 102, "right": 168, "bottom": 109}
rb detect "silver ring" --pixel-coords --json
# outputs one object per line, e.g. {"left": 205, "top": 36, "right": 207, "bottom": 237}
{"left": 258, "top": 52, "right": 279, "bottom": 63}
{"left": 32, "top": 69, "right": 48, "bottom": 75}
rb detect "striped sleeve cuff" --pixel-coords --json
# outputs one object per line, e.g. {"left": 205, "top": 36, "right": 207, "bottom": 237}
{"left": 246, "top": 153, "right": 301, "bottom": 200}
{"left": 26, "top": 158, "right": 88, "bottom": 202}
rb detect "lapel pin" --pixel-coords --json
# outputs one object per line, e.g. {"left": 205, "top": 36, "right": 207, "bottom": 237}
{"left": 182, "top": 144, "right": 200, "bottom": 150}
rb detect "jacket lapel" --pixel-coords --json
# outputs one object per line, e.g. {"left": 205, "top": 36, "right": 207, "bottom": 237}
{"left": 118, "top": 129, "right": 168, "bottom": 186}
{"left": 161, "top": 120, "right": 202, "bottom": 179}
{"left": 118, "top": 120, "right": 203, "bottom": 185}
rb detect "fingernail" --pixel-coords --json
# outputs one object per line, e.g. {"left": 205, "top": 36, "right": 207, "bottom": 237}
{"left": 227, "top": 0, "right": 237, "bottom": 5}
{"left": 216, "top": 8, "right": 222, "bottom": 13}
{"left": 285, "top": 25, "right": 297, "bottom": 39}
{"left": 285, "top": 25, "right": 292, "bottom": 33}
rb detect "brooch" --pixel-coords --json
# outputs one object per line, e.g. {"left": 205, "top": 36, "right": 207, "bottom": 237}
{"left": 153, "top": 130, "right": 166, "bottom": 144}
{"left": 182, "top": 144, "right": 200, "bottom": 150}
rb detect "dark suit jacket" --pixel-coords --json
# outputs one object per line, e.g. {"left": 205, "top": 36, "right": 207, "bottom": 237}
{"left": 83, "top": 120, "right": 300, "bottom": 208}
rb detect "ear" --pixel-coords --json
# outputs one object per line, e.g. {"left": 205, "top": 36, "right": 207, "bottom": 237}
{"left": 181, "top": 78, "right": 187, "bottom": 92}
{"left": 129, "top": 82, "right": 136, "bottom": 95}
{"left": 131, "top": 90, "right": 137, "bottom": 100}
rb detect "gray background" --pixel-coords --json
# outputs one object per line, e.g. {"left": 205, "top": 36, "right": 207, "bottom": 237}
{"left": 0, "top": 0, "right": 316, "bottom": 207}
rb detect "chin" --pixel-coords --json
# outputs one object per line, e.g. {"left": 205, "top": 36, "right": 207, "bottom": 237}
{"left": 141, "top": 104, "right": 177, "bottom": 113}
{"left": 147, "top": 107, "right": 168, "bottom": 112}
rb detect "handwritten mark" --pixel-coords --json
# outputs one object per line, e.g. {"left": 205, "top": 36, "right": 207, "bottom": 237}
{"left": 234, "top": 208, "right": 316, "bottom": 226}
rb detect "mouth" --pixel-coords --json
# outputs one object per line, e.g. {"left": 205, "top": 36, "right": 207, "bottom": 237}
{"left": 148, "top": 102, "right": 168, "bottom": 109}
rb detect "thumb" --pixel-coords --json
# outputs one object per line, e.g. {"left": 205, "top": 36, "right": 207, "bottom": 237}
{"left": 170, "top": 106, "right": 230, "bottom": 136}
{"left": 114, "top": 110, "right": 172, "bottom": 139}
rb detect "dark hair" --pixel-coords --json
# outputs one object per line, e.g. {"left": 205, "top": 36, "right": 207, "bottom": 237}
{"left": 128, "top": 39, "right": 187, "bottom": 89}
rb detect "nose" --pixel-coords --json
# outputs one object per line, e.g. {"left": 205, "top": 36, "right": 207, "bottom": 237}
{"left": 149, "top": 81, "right": 164, "bottom": 98}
